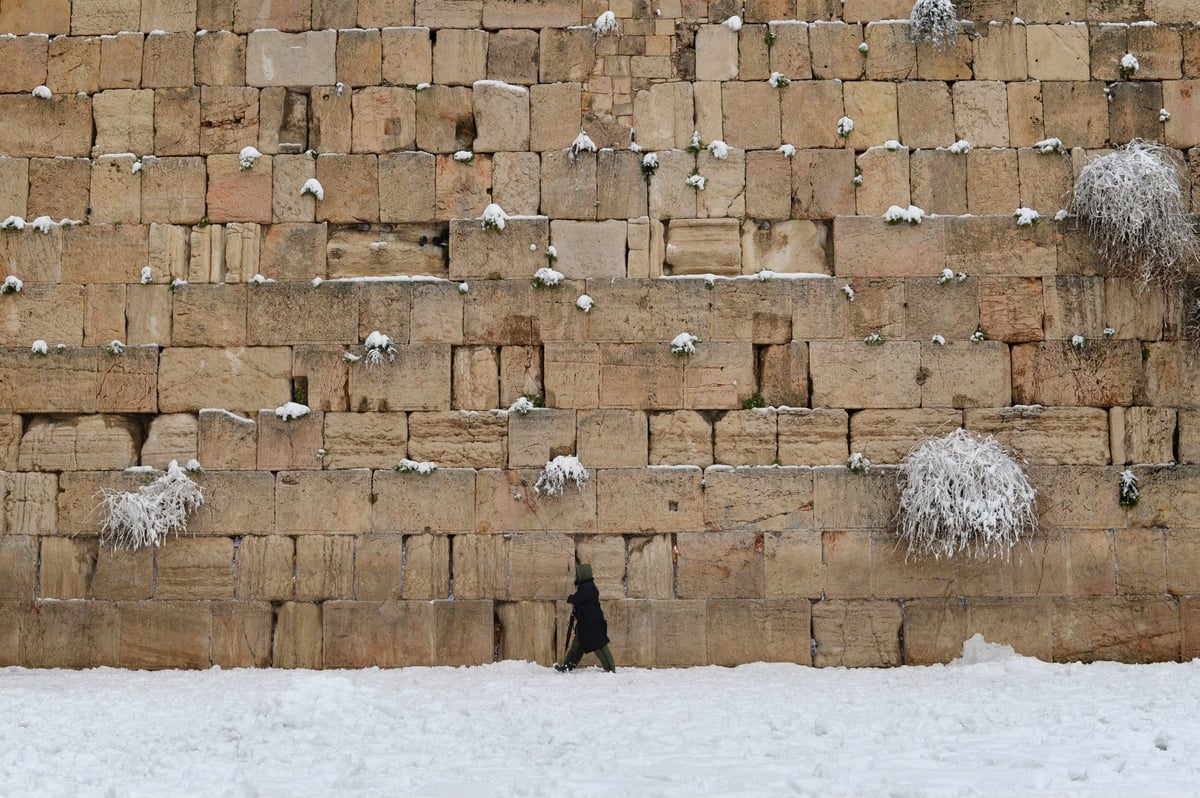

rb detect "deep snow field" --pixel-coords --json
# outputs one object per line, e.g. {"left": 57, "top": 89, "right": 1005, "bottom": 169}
{"left": 2, "top": 637, "right": 1198, "bottom": 798}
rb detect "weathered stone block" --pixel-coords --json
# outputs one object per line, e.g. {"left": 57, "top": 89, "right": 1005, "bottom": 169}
{"left": 811, "top": 340, "right": 921, "bottom": 408}
{"left": 118, "top": 601, "right": 212, "bottom": 669}
{"left": 919, "top": 341, "right": 1012, "bottom": 409}
{"left": 372, "top": 468, "right": 475, "bottom": 533}
{"left": 842, "top": 81, "right": 898, "bottom": 151}
{"left": 351, "top": 86, "right": 416, "bottom": 154}
{"left": 791, "top": 148, "right": 858, "bottom": 219}
{"left": 247, "top": 30, "right": 336, "bottom": 87}
{"left": 507, "top": 532, "right": 574, "bottom": 600}
{"left": 507, "top": 409, "right": 576, "bottom": 468}
{"left": 1041, "top": 81, "right": 1108, "bottom": 149}
{"left": 809, "top": 21, "right": 864, "bottom": 80}
{"left": 1012, "top": 341, "right": 1140, "bottom": 407}
{"left": 776, "top": 407, "right": 848, "bottom": 465}
{"left": 577, "top": 409, "right": 648, "bottom": 468}
{"left": 337, "top": 28, "right": 382, "bottom": 87}
{"left": 296, "top": 535, "right": 356, "bottom": 600}
{"left": 1052, "top": 596, "right": 1179, "bottom": 663}
{"left": 452, "top": 534, "right": 505, "bottom": 598}
{"left": 139, "top": 413, "right": 198, "bottom": 469}
{"left": 257, "top": 409, "right": 324, "bottom": 471}
{"left": 236, "top": 535, "right": 295, "bottom": 601}
{"left": 276, "top": 469, "right": 371, "bottom": 535}
{"left": 347, "top": 343, "right": 451, "bottom": 412}
{"left": 647, "top": 149, "right": 697, "bottom": 220}
{"left": 812, "top": 599, "right": 902, "bottom": 667}
{"left": 649, "top": 409, "right": 712, "bottom": 467}
{"left": 496, "top": 601, "right": 555, "bottom": 665}
{"left": 965, "top": 406, "right": 1108, "bottom": 465}
{"left": 651, "top": 600, "right": 708, "bottom": 667}
{"left": 274, "top": 601, "right": 323, "bottom": 668}
{"left": 319, "top": 413, "right": 408, "bottom": 470}
{"left": 22, "top": 600, "right": 119, "bottom": 668}
{"left": 156, "top": 537, "right": 234, "bottom": 600}
{"left": 407, "top": 411, "right": 506, "bottom": 467}
{"left": 780, "top": 80, "right": 842, "bottom": 150}
{"left": 160, "top": 347, "right": 292, "bottom": 414}
{"left": 195, "top": 30, "right": 246, "bottom": 87}
{"left": 850, "top": 409, "right": 963, "bottom": 463}
{"left": 381, "top": 26, "right": 432, "bottom": 86}
{"left": 677, "top": 531, "right": 764, "bottom": 598}
{"left": 597, "top": 467, "right": 703, "bottom": 533}
{"left": 664, "top": 218, "right": 741, "bottom": 275}
{"left": 432, "top": 28, "right": 487, "bottom": 86}
{"left": 200, "top": 86, "right": 260, "bottom": 154}
{"left": 713, "top": 410, "right": 776, "bottom": 466}
{"left": 529, "top": 82, "right": 580, "bottom": 152}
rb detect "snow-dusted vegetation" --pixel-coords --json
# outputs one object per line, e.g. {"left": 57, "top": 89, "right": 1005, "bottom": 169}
{"left": 97, "top": 460, "right": 205, "bottom": 551}
{"left": 909, "top": 0, "right": 959, "bottom": 51}
{"left": 534, "top": 455, "right": 589, "bottom": 498}
{"left": 897, "top": 429, "right": 1037, "bottom": 560}
{"left": 1069, "top": 140, "right": 1199, "bottom": 290}
{"left": 363, "top": 330, "right": 397, "bottom": 369}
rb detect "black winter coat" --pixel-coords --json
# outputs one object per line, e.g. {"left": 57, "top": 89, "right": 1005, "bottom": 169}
{"left": 567, "top": 577, "right": 610, "bottom": 653}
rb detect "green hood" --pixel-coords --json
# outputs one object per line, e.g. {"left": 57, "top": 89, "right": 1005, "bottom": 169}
{"left": 575, "top": 563, "right": 593, "bottom": 584}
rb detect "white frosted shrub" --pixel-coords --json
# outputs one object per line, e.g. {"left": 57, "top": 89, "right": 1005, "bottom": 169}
{"left": 98, "top": 461, "right": 204, "bottom": 551}
{"left": 1069, "top": 140, "right": 1199, "bottom": 291}
{"left": 534, "top": 455, "right": 589, "bottom": 498}
{"left": 909, "top": 0, "right": 959, "bottom": 51}
{"left": 896, "top": 429, "right": 1037, "bottom": 560}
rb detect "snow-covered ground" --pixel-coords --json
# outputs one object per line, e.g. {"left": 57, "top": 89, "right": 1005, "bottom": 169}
{"left": 2, "top": 638, "right": 1198, "bottom": 798}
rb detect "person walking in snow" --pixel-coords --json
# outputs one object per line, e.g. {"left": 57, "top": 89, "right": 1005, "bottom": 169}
{"left": 556, "top": 563, "right": 616, "bottom": 672}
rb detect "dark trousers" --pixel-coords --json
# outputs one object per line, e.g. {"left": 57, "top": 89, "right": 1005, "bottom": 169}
{"left": 565, "top": 637, "right": 616, "bottom": 672}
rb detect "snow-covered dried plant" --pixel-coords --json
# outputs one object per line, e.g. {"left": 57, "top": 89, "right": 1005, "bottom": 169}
{"left": 864, "top": 332, "right": 886, "bottom": 346}
{"left": 1070, "top": 334, "right": 1086, "bottom": 350}
{"left": 842, "top": 284, "right": 856, "bottom": 302}
{"left": 239, "top": 146, "right": 261, "bottom": 170}
{"left": 534, "top": 455, "right": 589, "bottom": 498}
{"left": 1104, "top": 327, "right": 1116, "bottom": 338}
{"left": 931, "top": 334, "right": 946, "bottom": 346}
{"left": 687, "top": 130, "right": 702, "bottom": 154}
{"left": 1035, "top": 137, "right": 1066, "bottom": 155}
{"left": 836, "top": 116, "right": 854, "bottom": 138}
{"left": 896, "top": 429, "right": 1037, "bottom": 560}
{"left": 395, "top": 458, "right": 437, "bottom": 475}
{"left": 706, "top": 140, "right": 730, "bottom": 159}
{"left": 909, "top": 0, "right": 959, "bottom": 52}
{"left": 1, "top": 215, "right": 24, "bottom": 230}
{"left": 937, "top": 268, "right": 955, "bottom": 285}
{"left": 593, "top": 10, "right": 618, "bottom": 35}
{"left": 97, "top": 460, "right": 205, "bottom": 551}
{"left": 1, "top": 275, "right": 22, "bottom": 294}
{"left": 778, "top": 143, "right": 796, "bottom": 157}
{"left": 848, "top": 452, "right": 872, "bottom": 474}
{"left": 481, "top": 202, "right": 508, "bottom": 232}
{"left": 300, "top": 178, "right": 324, "bottom": 200}
{"left": 508, "top": 396, "right": 536, "bottom": 416}
{"left": 768, "top": 72, "right": 790, "bottom": 88}
{"left": 31, "top": 339, "right": 48, "bottom": 355}
{"left": 947, "top": 139, "right": 971, "bottom": 154}
{"left": 363, "top": 330, "right": 397, "bottom": 369}
{"left": 685, "top": 173, "right": 707, "bottom": 191}
{"left": 641, "top": 152, "right": 659, "bottom": 179}
{"left": 545, "top": 246, "right": 558, "bottom": 265}
{"left": 970, "top": 327, "right": 986, "bottom": 343}
{"left": 274, "top": 401, "right": 310, "bottom": 421}
{"left": 1014, "top": 207, "right": 1040, "bottom": 227}
{"left": 29, "top": 216, "right": 52, "bottom": 234}
{"left": 140, "top": 266, "right": 153, "bottom": 284}
{"left": 884, "top": 204, "right": 925, "bottom": 225}
{"left": 1119, "top": 469, "right": 1140, "bottom": 507}
{"left": 576, "top": 294, "right": 594, "bottom": 313}
{"left": 1159, "top": 108, "right": 1171, "bottom": 122}
{"left": 1069, "top": 140, "right": 1199, "bottom": 291}
{"left": 105, "top": 340, "right": 125, "bottom": 355}
{"left": 532, "top": 267, "right": 564, "bottom": 288}
{"left": 671, "top": 332, "right": 699, "bottom": 356}
{"left": 1119, "top": 53, "right": 1139, "bottom": 79}
{"left": 568, "top": 129, "right": 597, "bottom": 160}
{"left": 858, "top": 41, "right": 869, "bottom": 55}
{"left": 764, "top": 28, "right": 777, "bottom": 47}
{"left": 32, "top": 85, "right": 51, "bottom": 99}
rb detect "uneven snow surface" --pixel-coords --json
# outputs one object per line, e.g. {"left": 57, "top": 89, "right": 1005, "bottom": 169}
{"left": 3, "top": 644, "right": 1200, "bottom": 797}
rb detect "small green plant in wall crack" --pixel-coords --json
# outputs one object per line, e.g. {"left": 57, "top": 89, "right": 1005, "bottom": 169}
{"left": 848, "top": 452, "right": 872, "bottom": 474}
{"left": 1119, "top": 469, "right": 1140, "bottom": 507}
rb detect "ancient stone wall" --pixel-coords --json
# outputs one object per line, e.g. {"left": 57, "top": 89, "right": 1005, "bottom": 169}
{"left": 1, "top": 0, "right": 1199, "bottom": 668}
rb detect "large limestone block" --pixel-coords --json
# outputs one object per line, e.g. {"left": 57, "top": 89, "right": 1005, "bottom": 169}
{"left": 538, "top": 27, "right": 593, "bottom": 82}
{"left": 211, "top": 601, "right": 274, "bottom": 668}
{"left": 1051, "top": 596, "right": 1179, "bottom": 663}
{"left": 171, "top": 284, "right": 247, "bottom": 347}
{"left": 0, "top": 35, "right": 46, "bottom": 92}
{"left": 276, "top": 469, "right": 372, "bottom": 535}
{"left": 337, "top": 27, "right": 382, "bottom": 87}
{"left": 200, "top": 86, "right": 261, "bottom": 154}
{"left": 744, "top": 151, "right": 791, "bottom": 220}
{"left": 809, "top": 21, "right": 865, "bottom": 80}
{"left": 965, "top": 147, "right": 1020, "bottom": 215}
{"left": 707, "top": 598, "right": 812, "bottom": 665}
{"left": 919, "top": 341, "right": 1011, "bottom": 409}
{"left": 684, "top": 342, "right": 755, "bottom": 410}
{"left": 0, "top": 347, "right": 99, "bottom": 414}
{"left": 529, "top": 82, "right": 581, "bottom": 152}
{"left": 497, "top": 601, "right": 556, "bottom": 665}
{"left": 21, "top": 600, "right": 119, "bottom": 668}
{"left": 1163, "top": 80, "right": 1200, "bottom": 149}
{"left": 944, "top": 215, "right": 1056, "bottom": 277}
{"left": 4, "top": 472, "right": 56, "bottom": 538}
{"left": 1124, "top": 467, "right": 1200, "bottom": 531}
{"left": 0, "top": 284, "right": 83, "bottom": 346}
{"left": 483, "top": 0, "right": 579, "bottom": 27}
{"left": 61, "top": 223, "right": 149, "bottom": 283}
{"left": 713, "top": 410, "right": 777, "bottom": 466}
{"left": 90, "top": 154, "right": 142, "bottom": 224}
{"left": 862, "top": 21, "right": 915, "bottom": 81}
{"left": 649, "top": 409, "right": 713, "bottom": 466}
{"left": 452, "top": 345, "right": 499, "bottom": 411}
{"left": 156, "top": 537, "right": 235, "bottom": 600}
{"left": 98, "top": 31, "right": 141, "bottom": 89}
{"left": 599, "top": 343, "right": 685, "bottom": 410}
{"left": 0, "top": 0, "right": 69, "bottom": 34}
{"left": 834, "top": 216, "right": 948, "bottom": 280}
{"left": 462, "top": 280, "right": 539, "bottom": 345}
{"left": 582, "top": 279, "right": 711, "bottom": 344}
{"left": 814, "top": 466, "right": 900, "bottom": 529}
{"left": 597, "top": 467, "right": 704, "bottom": 533}
{"left": 696, "top": 23, "right": 738, "bottom": 81}
{"left": 0, "top": 411, "right": 18, "bottom": 471}
{"left": 1026, "top": 24, "right": 1089, "bottom": 81}
{"left": 812, "top": 599, "right": 902, "bottom": 667}
{"left": 903, "top": 276, "right": 978, "bottom": 341}
{"left": 810, "top": 341, "right": 921, "bottom": 409}
{"left": 677, "top": 531, "right": 765, "bottom": 599}
{"left": 140, "top": 157, "right": 207, "bottom": 224}
{"left": 1012, "top": 341, "right": 1140, "bottom": 407}
{"left": 39, "top": 537, "right": 96, "bottom": 599}
{"left": 296, "top": 535, "right": 356, "bottom": 600}
{"left": 372, "top": 467, "right": 475, "bottom": 533}
{"left": 354, "top": 535, "right": 403, "bottom": 600}
{"left": 198, "top": 409, "right": 258, "bottom": 470}
{"left": 492, "top": 151, "right": 541, "bottom": 215}
{"left": 118, "top": 601, "right": 213, "bottom": 669}
{"left": 708, "top": 279, "right": 794, "bottom": 342}
{"left": 320, "top": 413, "right": 408, "bottom": 469}
{"left": 407, "top": 411, "right": 506, "bottom": 467}
{"left": 159, "top": 347, "right": 292, "bottom": 414}
{"left": 507, "top": 532, "right": 575, "bottom": 599}
{"left": 622, "top": 536, "right": 671, "bottom": 601}
{"left": 0, "top": 95, "right": 90, "bottom": 158}
{"left": 257, "top": 409, "right": 324, "bottom": 471}
{"left": 0, "top": 535, "right": 36, "bottom": 599}
{"left": 540, "top": 150, "right": 596, "bottom": 221}
{"left": 632, "top": 82, "right": 694, "bottom": 152}
{"left": 952, "top": 80, "right": 1009, "bottom": 148}
{"left": 550, "top": 220, "right": 626, "bottom": 279}
{"left": 543, "top": 342, "right": 599, "bottom": 408}
{"left": 448, "top": 216, "right": 548, "bottom": 280}
{"left": 140, "top": 413, "right": 198, "bottom": 469}
{"left": 1028, "top": 466, "right": 1126, "bottom": 530}
{"left": 236, "top": 535, "right": 295, "bottom": 601}
{"left": 849, "top": 409, "right": 963, "bottom": 464}
{"left": 382, "top": 26, "right": 432, "bottom": 86}
{"left": 402, "top": 534, "right": 451, "bottom": 599}
{"left": 315, "top": 154, "right": 380, "bottom": 224}
{"left": 722, "top": 83, "right": 781, "bottom": 150}
{"left": 378, "top": 151, "right": 436, "bottom": 224}
{"left": 647, "top": 149, "right": 698, "bottom": 220}
{"left": 651, "top": 600, "right": 708, "bottom": 667}
{"left": 273, "top": 601, "right": 323, "bottom": 668}
{"left": 704, "top": 466, "right": 814, "bottom": 532}
{"left": 842, "top": 81, "right": 898, "bottom": 152}
{"left": 452, "top": 534, "right": 505, "bottom": 598}
{"left": 323, "top": 600, "right": 434, "bottom": 667}
{"left": 206, "top": 154, "right": 273, "bottom": 225}
{"left": 791, "top": 148, "right": 856, "bottom": 219}
{"left": 247, "top": 282, "right": 358, "bottom": 345}
{"left": 475, "top": 468, "right": 595, "bottom": 533}
{"left": 854, "top": 146, "right": 909, "bottom": 216}
{"left": 435, "top": 152, "right": 493, "bottom": 222}
{"left": 759, "top": 341, "right": 810, "bottom": 407}
{"left": 764, "top": 528, "right": 823, "bottom": 598}
{"left": 472, "top": 80, "right": 529, "bottom": 152}
{"left": 434, "top": 599, "right": 494, "bottom": 665}
{"left": 780, "top": 80, "right": 843, "bottom": 149}
{"left": 964, "top": 406, "right": 1109, "bottom": 465}
{"left": 351, "top": 87, "right": 416, "bottom": 153}
{"left": 664, "top": 218, "right": 741, "bottom": 275}
{"left": 695, "top": 148, "right": 746, "bottom": 219}
{"left": 1109, "top": 407, "right": 1176, "bottom": 467}
{"left": 577, "top": 409, "right": 648, "bottom": 468}
{"left": 777, "top": 408, "right": 849, "bottom": 465}
{"left": 247, "top": 30, "right": 336, "bottom": 87}
{"left": 507, "top": 409, "right": 575, "bottom": 468}
{"left": 347, "top": 343, "right": 451, "bottom": 412}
